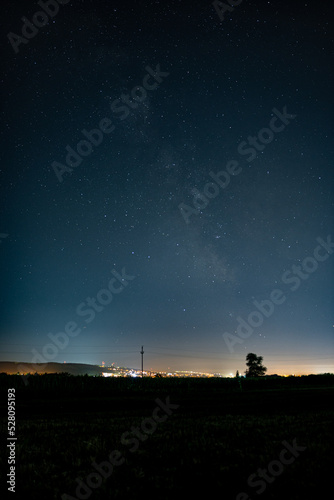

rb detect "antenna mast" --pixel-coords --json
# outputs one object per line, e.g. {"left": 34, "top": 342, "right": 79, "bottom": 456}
{"left": 140, "top": 345, "right": 144, "bottom": 377}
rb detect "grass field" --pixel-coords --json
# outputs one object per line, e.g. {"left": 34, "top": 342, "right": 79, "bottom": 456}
{"left": 1, "top": 374, "right": 333, "bottom": 499}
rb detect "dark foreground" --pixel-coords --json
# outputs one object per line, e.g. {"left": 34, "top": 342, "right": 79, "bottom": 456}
{"left": 1, "top": 374, "right": 333, "bottom": 500}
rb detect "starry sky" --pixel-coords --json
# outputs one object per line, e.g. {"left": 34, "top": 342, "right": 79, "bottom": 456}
{"left": 1, "top": 0, "right": 333, "bottom": 375}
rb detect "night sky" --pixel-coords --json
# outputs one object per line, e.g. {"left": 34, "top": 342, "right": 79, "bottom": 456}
{"left": 1, "top": 0, "right": 333, "bottom": 375}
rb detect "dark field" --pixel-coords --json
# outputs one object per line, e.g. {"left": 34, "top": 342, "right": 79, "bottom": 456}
{"left": 1, "top": 374, "right": 333, "bottom": 500}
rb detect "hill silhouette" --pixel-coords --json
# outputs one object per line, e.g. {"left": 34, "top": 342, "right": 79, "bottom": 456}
{"left": 0, "top": 361, "right": 105, "bottom": 376}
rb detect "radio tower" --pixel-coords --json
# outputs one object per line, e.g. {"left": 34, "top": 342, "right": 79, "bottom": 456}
{"left": 140, "top": 345, "right": 144, "bottom": 377}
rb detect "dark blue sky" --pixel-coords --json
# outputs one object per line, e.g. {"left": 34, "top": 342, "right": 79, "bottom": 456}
{"left": 1, "top": 0, "right": 333, "bottom": 375}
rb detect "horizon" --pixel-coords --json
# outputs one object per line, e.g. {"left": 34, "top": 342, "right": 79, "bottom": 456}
{"left": 1, "top": 358, "right": 333, "bottom": 378}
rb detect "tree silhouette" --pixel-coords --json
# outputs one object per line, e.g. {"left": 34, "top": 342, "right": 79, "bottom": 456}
{"left": 245, "top": 353, "right": 267, "bottom": 377}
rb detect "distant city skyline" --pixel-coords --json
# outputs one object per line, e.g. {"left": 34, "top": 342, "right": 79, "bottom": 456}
{"left": 2, "top": 345, "right": 333, "bottom": 377}
{"left": 2, "top": 358, "right": 332, "bottom": 378}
